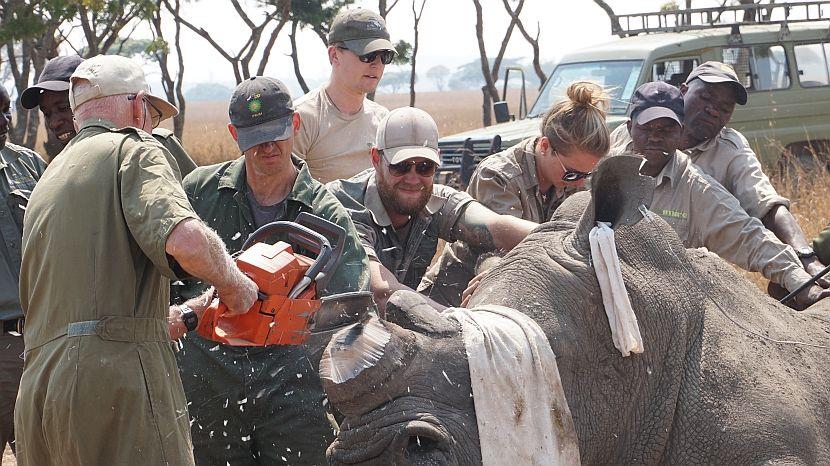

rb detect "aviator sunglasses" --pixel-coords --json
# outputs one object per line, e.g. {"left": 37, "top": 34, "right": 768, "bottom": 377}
{"left": 553, "top": 151, "right": 593, "bottom": 182}
{"left": 383, "top": 153, "right": 439, "bottom": 177}
{"left": 337, "top": 46, "right": 395, "bottom": 65}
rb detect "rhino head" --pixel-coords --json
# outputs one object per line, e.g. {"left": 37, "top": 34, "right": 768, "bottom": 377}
{"left": 319, "top": 156, "right": 830, "bottom": 465}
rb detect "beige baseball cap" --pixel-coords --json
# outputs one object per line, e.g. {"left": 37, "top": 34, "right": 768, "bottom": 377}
{"left": 69, "top": 54, "right": 178, "bottom": 121}
{"left": 376, "top": 107, "right": 440, "bottom": 165}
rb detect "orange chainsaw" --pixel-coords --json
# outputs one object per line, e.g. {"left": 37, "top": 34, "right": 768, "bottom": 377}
{"left": 197, "top": 213, "right": 345, "bottom": 346}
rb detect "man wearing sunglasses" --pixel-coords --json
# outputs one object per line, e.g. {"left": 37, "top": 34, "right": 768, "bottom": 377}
{"left": 293, "top": 8, "right": 395, "bottom": 183}
{"left": 328, "top": 107, "right": 538, "bottom": 311}
{"left": 20, "top": 55, "right": 197, "bottom": 176}
{"left": 616, "top": 81, "right": 828, "bottom": 310}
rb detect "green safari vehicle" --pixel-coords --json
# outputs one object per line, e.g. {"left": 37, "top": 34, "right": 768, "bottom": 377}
{"left": 436, "top": 2, "right": 830, "bottom": 186}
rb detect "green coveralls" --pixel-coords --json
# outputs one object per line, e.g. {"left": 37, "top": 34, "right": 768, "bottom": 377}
{"left": 172, "top": 155, "right": 369, "bottom": 465}
{"left": 16, "top": 120, "right": 198, "bottom": 466}
{"left": 815, "top": 224, "right": 830, "bottom": 265}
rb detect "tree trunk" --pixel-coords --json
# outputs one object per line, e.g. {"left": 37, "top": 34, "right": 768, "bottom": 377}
{"left": 409, "top": 0, "right": 426, "bottom": 107}
{"left": 290, "top": 19, "right": 310, "bottom": 94}
{"left": 593, "top": 0, "right": 625, "bottom": 37}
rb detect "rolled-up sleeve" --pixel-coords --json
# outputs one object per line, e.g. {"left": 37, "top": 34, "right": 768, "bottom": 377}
{"left": 686, "top": 172, "right": 807, "bottom": 292}
{"left": 468, "top": 167, "right": 524, "bottom": 218}
{"left": 119, "top": 141, "right": 197, "bottom": 279}
{"left": 430, "top": 185, "right": 475, "bottom": 243}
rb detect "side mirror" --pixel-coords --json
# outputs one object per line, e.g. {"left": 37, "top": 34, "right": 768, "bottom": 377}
{"left": 493, "top": 101, "right": 511, "bottom": 123}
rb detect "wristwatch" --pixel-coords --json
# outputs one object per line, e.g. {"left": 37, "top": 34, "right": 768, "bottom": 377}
{"left": 180, "top": 304, "right": 199, "bottom": 332}
{"left": 795, "top": 246, "right": 816, "bottom": 260}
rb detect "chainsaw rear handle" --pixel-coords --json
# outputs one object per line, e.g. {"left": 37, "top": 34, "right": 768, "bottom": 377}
{"left": 242, "top": 221, "right": 332, "bottom": 298}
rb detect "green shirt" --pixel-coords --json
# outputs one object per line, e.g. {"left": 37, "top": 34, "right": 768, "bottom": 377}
{"left": 0, "top": 143, "right": 46, "bottom": 320}
{"left": 171, "top": 155, "right": 369, "bottom": 303}
{"left": 815, "top": 225, "right": 830, "bottom": 265}
{"left": 327, "top": 169, "right": 474, "bottom": 289}
{"left": 152, "top": 128, "right": 198, "bottom": 178}
{"left": 20, "top": 120, "right": 197, "bottom": 349}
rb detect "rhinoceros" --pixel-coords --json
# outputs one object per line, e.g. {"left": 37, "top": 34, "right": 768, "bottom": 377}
{"left": 318, "top": 155, "right": 830, "bottom": 465}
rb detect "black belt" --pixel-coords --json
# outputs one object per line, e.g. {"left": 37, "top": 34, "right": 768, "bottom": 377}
{"left": 3, "top": 318, "right": 24, "bottom": 334}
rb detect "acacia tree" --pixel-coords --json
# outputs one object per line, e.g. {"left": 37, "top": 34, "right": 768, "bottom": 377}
{"left": 471, "top": 0, "right": 524, "bottom": 125}
{"left": 1, "top": 0, "right": 73, "bottom": 150}
{"left": 501, "top": 0, "right": 546, "bottom": 89}
{"left": 169, "top": 0, "right": 291, "bottom": 84}
{"left": 288, "top": 0, "right": 354, "bottom": 94}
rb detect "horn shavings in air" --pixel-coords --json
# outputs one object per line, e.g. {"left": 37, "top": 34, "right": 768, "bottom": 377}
{"left": 320, "top": 318, "right": 391, "bottom": 384}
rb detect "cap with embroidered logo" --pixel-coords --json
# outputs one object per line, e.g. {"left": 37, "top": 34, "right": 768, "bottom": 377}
{"left": 228, "top": 76, "right": 294, "bottom": 153}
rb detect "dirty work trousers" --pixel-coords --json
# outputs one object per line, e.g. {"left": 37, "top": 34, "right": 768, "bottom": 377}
{"left": 0, "top": 333, "right": 23, "bottom": 456}
{"left": 14, "top": 317, "right": 195, "bottom": 466}
{"left": 177, "top": 333, "right": 333, "bottom": 466}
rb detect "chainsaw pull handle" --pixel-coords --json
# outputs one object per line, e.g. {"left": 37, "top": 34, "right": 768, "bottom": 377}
{"left": 242, "top": 221, "right": 332, "bottom": 298}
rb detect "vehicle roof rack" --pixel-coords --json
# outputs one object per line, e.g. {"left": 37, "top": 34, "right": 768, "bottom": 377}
{"left": 613, "top": 1, "right": 830, "bottom": 37}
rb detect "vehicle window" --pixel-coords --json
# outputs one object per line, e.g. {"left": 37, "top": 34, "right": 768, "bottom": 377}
{"left": 528, "top": 60, "right": 644, "bottom": 117}
{"left": 652, "top": 59, "right": 699, "bottom": 87}
{"left": 794, "top": 42, "right": 830, "bottom": 87}
{"left": 723, "top": 45, "right": 790, "bottom": 91}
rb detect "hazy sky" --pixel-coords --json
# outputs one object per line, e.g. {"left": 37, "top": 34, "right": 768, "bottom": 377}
{"left": 55, "top": 0, "right": 731, "bottom": 96}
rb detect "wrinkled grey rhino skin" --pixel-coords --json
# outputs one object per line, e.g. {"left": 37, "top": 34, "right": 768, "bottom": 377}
{"left": 321, "top": 156, "right": 830, "bottom": 465}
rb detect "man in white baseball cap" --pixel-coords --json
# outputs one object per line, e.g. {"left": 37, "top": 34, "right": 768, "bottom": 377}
{"left": 15, "top": 54, "right": 259, "bottom": 466}
{"left": 328, "top": 107, "right": 540, "bottom": 311}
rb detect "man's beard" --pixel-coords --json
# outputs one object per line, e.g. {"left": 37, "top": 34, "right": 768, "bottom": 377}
{"left": 376, "top": 174, "right": 431, "bottom": 217}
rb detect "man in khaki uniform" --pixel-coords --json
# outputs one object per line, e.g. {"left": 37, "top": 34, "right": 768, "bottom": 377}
{"left": 0, "top": 86, "right": 46, "bottom": 460}
{"left": 15, "top": 55, "right": 258, "bottom": 466}
{"left": 293, "top": 8, "right": 394, "bottom": 183}
{"left": 21, "top": 54, "right": 197, "bottom": 176}
{"left": 328, "top": 107, "right": 538, "bottom": 311}
{"left": 615, "top": 81, "right": 828, "bottom": 309}
{"left": 610, "top": 62, "right": 827, "bottom": 282}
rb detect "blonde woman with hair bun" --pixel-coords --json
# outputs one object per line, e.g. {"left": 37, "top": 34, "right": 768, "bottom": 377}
{"left": 419, "top": 81, "right": 611, "bottom": 307}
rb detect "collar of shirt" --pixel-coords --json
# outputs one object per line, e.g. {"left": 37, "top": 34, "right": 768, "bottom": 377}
{"left": 655, "top": 150, "right": 688, "bottom": 191}
{"left": 516, "top": 137, "right": 540, "bottom": 190}
{"left": 216, "top": 154, "right": 317, "bottom": 208}
{"left": 364, "top": 171, "right": 443, "bottom": 227}
{"left": 685, "top": 128, "right": 725, "bottom": 156}
{"left": 78, "top": 117, "right": 121, "bottom": 132}
{"left": 0, "top": 145, "right": 23, "bottom": 170}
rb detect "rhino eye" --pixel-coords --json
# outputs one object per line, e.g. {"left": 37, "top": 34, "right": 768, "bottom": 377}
{"left": 407, "top": 434, "right": 440, "bottom": 454}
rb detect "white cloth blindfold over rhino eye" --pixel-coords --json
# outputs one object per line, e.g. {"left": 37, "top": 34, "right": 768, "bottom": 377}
{"left": 446, "top": 306, "right": 581, "bottom": 466}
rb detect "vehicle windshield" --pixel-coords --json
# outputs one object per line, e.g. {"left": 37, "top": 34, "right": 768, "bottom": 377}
{"left": 527, "top": 60, "right": 644, "bottom": 118}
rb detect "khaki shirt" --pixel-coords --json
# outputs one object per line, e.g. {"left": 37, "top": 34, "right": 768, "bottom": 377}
{"left": 615, "top": 146, "right": 811, "bottom": 293}
{"left": 418, "top": 138, "right": 577, "bottom": 305}
{"left": 293, "top": 85, "right": 388, "bottom": 184}
{"left": 0, "top": 143, "right": 45, "bottom": 320}
{"left": 609, "top": 124, "right": 788, "bottom": 218}
{"left": 16, "top": 120, "right": 197, "bottom": 465}
{"left": 327, "top": 169, "right": 474, "bottom": 288}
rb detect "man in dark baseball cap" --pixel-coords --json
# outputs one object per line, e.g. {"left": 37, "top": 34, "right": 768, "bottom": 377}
{"left": 624, "top": 81, "right": 685, "bottom": 176}
{"left": 174, "top": 75, "right": 370, "bottom": 465}
{"left": 684, "top": 60, "right": 748, "bottom": 105}
{"left": 293, "top": 8, "right": 395, "bottom": 183}
{"left": 328, "top": 8, "right": 394, "bottom": 56}
{"left": 20, "top": 55, "right": 83, "bottom": 110}
{"left": 627, "top": 81, "right": 685, "bottom": 127}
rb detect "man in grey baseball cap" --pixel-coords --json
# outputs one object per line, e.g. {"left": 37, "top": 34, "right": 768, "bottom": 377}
{"left": 172, "top": 76, "right": 370, "bottom": 465}
{"left": 328, "top": 107, "right": 539, "bottom": 311}
{"left": 293, "top": 7, "right": 396, "bottom": 183}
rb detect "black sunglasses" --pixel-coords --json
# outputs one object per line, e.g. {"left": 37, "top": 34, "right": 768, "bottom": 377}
{"left": 554, "top": 151, "right": 593, "bottom": 182}
{"left": 386, "top": 158, "right": 438, "bottom": 177}
{"left": 337, "top": 46, "right": 395, "bottom": 65}
{"left": 127, "top": 94, "right": 162, "bottom": 129}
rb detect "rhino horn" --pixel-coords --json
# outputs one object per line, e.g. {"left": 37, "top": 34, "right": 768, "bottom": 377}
{"left": 319, "top": 314, "right": 418, "bottom": 417}
{"left": 574, "top": 155, "right": 655, "bottom": 246}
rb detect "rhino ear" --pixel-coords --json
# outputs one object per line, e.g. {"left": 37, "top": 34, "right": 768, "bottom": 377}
{"left": 386, "top": 290, "right": 460, "bottom": 337}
